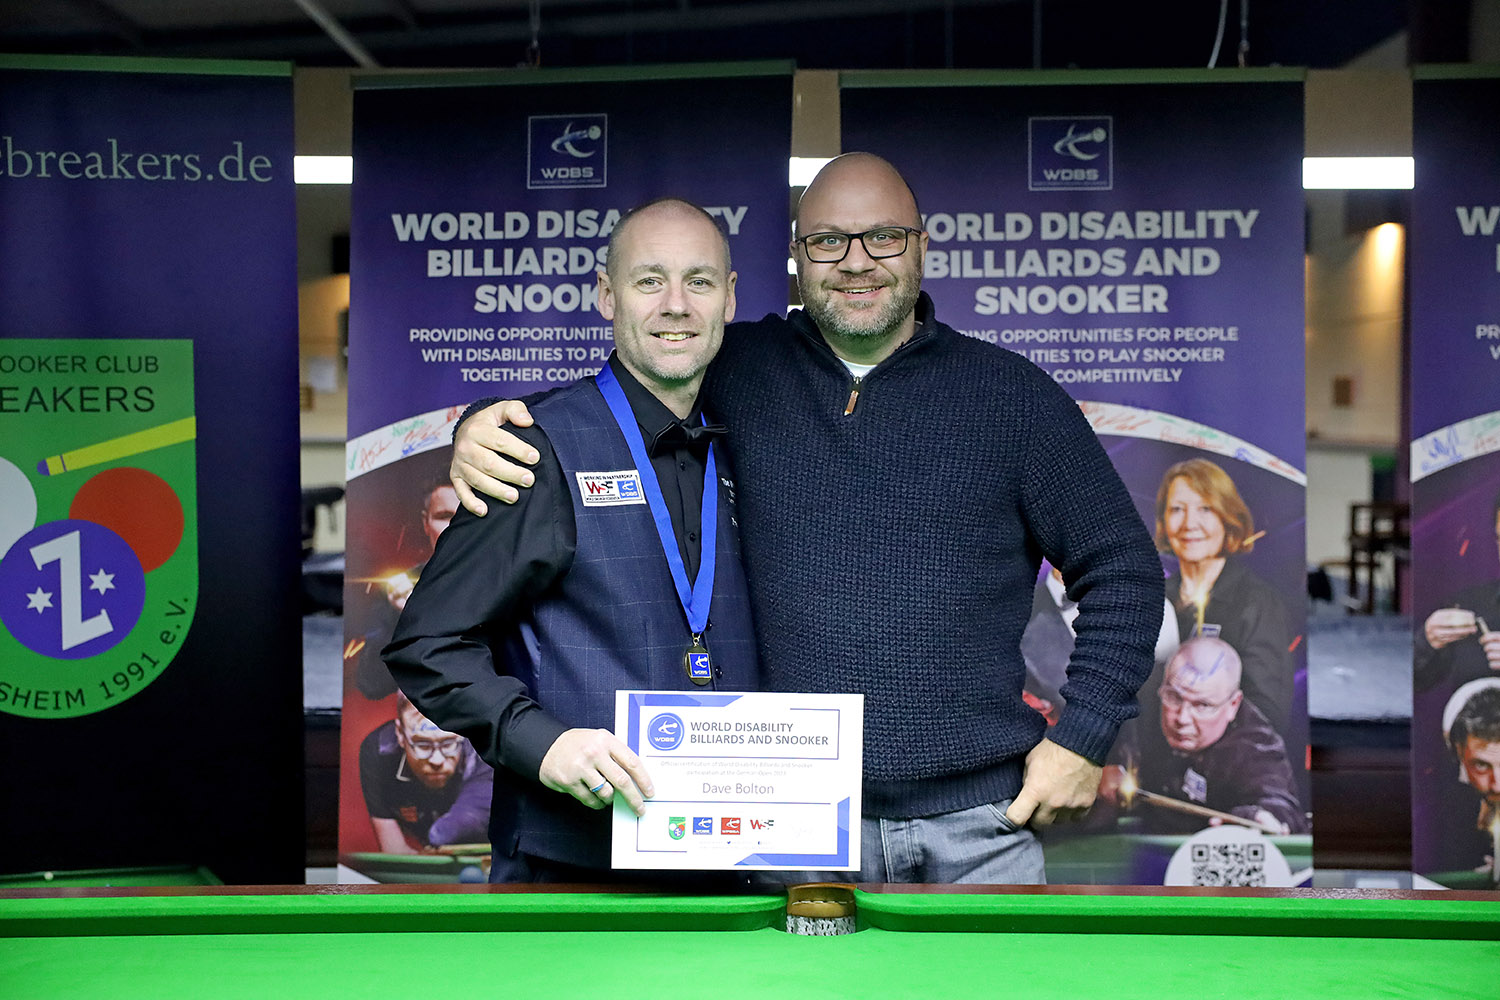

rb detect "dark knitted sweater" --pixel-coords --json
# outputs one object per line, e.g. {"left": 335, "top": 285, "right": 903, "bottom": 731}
{"left": 702, "top": 294, "right": 1163, "bottom": 817}
{"left": 463, "top": 294, "right": 1163, "bottom": 818}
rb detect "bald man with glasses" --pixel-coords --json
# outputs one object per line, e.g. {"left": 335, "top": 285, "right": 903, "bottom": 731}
{"left": 1103, "top": 636, "right": 1306, "bottom": 836}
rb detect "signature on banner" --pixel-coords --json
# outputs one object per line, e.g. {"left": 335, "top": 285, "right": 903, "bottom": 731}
{"left": 1079, "top": 401, "right": 1306, "bottom": 486}
{"left": 1412, "top": 411, "right": 1500, "bottom": 481}
{"left": 346, "top": 406, "right": 464, "bottom": 481}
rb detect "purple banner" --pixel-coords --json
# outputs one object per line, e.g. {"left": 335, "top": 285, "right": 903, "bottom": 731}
{"left": 340, "top": 68, "right": 792, "bottom": 880}
{"left": 1410, "top": 72, "right": 1500, "bottom": 889}
{"left": 844, "top": 73, "right": 1309, "bottom": 886}
{"left": 0, "top": 58, "right": 301, "bottom": 884}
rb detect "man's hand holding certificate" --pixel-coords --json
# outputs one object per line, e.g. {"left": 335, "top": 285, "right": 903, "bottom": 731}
{"left": 612, "top": 692, "right": 863, "bottom": 871}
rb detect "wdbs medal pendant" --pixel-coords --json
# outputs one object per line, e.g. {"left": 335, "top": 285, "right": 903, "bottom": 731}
{"left": 685, "top": 634, "right": 713, "bottom": 686}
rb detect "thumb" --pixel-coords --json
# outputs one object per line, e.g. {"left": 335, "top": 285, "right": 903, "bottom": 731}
{"left": 1005, "top": 788, "right": 1038, "bottom": 828}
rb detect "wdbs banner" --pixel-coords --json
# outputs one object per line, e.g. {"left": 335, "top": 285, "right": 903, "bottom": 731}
{"left": 0, "top": 57, "right": 302, "bottom": 883}
{"left": 341, "top": 65, "right": 792, "bottom": 882}
{"left": 1410, "top": 68, "right": 1500, "bottom": 890}
{"left": 843, "top": 70, "right": 1309, "bottom": 886}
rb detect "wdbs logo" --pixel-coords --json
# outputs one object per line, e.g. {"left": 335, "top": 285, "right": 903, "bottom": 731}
{"left": 647, "top": 712, "right": 684, "bottom": 751}
{"left": 1028, "top": 116, "right": 1113, "bottom": 191}
{"left": 528, "top": 114, "right": 608, "bottom": 190}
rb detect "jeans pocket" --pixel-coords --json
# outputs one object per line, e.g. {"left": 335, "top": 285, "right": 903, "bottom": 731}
{"left": 987, "top": 800, "right": 1022, "bottom": 835}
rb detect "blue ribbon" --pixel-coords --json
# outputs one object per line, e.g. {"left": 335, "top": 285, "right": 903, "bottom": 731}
{"left": 593, "top": 363, "right": 717, "bottom": 637}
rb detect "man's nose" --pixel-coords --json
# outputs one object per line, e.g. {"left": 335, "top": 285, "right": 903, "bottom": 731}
{"left": 661, "top": 281, "right": 690, "bottom": 314}
{"left": 839, "top": 238, "right": 877, "bottom": 270}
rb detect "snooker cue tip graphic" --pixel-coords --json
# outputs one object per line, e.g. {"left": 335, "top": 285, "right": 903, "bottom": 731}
{"left": 36, "top": 417, "right": 196, "bottom": 476}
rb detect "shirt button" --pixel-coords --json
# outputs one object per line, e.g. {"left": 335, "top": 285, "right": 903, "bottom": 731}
{"left": 679, "top": 461, "right": 688, "bottom": 470}
{"left": 688, "top": 531, "right": 698, "bottom": 542}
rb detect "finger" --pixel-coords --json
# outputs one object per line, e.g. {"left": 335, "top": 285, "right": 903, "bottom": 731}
{"left": 450, "top": 477, "right": 489, "bottom": 518}
{"left": 480, "top": 455, "right": 535, "bottom": 489}
{"left": 467, "top": 448, "right": 534, "bottom": 492}
{"left": 561, "top": 773, "right": 607, "bottom": 810}
{"left": 481, "top": 428, "right": 541, "bottom": 469}
{"left": 498, "top": 399, "right": 536, "bottom": 428}
{"left": 1005, "top": 789, "right": 1038, "bottom": 829}
{"left": 596, "top": 758, "right": 648, "bottom": 816}
{"left": 612, "top": 747, "right": 655, "bottom": 800}
{"left": 580, "top": 774, "right": 611, "bottom": 810}
{"left": 455, "top": 462, "right": 520, "bottom": 505}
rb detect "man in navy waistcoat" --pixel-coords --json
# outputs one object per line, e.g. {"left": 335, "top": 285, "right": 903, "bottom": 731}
{"left": 384, "top": 199, "right": 760, "bottom": 882}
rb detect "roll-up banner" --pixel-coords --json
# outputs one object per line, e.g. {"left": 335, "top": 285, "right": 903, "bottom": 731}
{"left": 1410, "top": 67, "right": 1500, "bottom": 890}
{"left": 341, "top": 64, "right": 793, "bottom": 882}
{"left": 0, "top": 56, "right": 302, "bottom": 883}
{"left": 843, "top": 69, "right": 1309, "bottom": 886}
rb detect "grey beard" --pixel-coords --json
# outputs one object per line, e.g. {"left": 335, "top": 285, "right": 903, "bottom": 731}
{"left": 802, "top": 280, "right": 921, "bottom": 343}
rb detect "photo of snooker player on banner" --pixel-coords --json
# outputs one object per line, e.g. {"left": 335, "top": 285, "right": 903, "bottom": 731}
{"left": 1409, "top": 70, "right": 1500, "bottom": 889}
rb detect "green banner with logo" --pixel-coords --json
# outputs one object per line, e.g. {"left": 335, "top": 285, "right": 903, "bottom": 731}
{"left": 0, "top": 340, "right": 198, "bottom": 718}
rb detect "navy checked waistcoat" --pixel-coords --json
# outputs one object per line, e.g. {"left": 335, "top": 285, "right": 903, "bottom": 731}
{"left": 492, "top": 376, "right": 760, "bottom": 868}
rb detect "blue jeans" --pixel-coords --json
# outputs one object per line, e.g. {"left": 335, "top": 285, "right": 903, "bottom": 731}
{"left": 763, "top": 799, "right": 1046, "bottom": 885}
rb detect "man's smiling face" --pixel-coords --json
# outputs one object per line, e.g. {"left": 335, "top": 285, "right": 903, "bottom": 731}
{"left": 793, "top": 154, "right": 927, "bottom": 352}
{"left": 599, "top": 201, "right": 736, "bottom": 394}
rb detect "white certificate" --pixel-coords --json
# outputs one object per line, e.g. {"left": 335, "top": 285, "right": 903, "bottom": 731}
{"left": 611, "top": 691, "right": 863, "bottom": 871}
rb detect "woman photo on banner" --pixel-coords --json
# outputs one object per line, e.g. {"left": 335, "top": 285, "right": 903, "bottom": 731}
{"left": 1155, "top": 458, "right": 1294, "bottom": 734}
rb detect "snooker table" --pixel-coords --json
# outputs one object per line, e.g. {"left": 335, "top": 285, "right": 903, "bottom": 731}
{"left": 2, "top": 883, "right": 1496, "bottom": 1000}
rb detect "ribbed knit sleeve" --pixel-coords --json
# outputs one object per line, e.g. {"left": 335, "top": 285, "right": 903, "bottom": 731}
{"left": 1015, "top": 368, "right": 1164, "bottom": 764}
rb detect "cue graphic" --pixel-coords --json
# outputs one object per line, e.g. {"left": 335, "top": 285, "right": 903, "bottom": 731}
{"left": 36, "top": 416, "right": 197, "bottom": 476}
{"left": 1118, "top": 767, "right": 1281, "bottom": 835}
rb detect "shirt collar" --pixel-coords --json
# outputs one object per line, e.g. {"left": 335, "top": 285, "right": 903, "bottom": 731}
{"left": 605, "top": 353, "right": 706, "bottom": 442}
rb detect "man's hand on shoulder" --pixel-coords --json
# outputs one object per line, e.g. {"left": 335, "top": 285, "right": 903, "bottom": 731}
{"left": 1004, "top": 738, "right": 1102, "bottom": 829}
{"left": 450, "top": 399, "right": 541, "bottom": 515}
{"left": 539, "top": 728, "right": 656, "bottom": 817}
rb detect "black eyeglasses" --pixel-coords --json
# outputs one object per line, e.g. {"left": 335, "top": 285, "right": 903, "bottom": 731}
{"left": 793, "top": 226, "right": 922, "bottom": 263}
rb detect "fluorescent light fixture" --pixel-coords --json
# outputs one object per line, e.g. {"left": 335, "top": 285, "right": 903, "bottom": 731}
{"left": 295, "top": 155, "right": 353, "bottom": 185}
{"left": 1302, "top": 157, "right": 1413, "bottom": 190}
{"left": 790, "top": 157, "right": 834, "bottom": 187}
{"left": 298, "top": 154, "right": 1417, "bottom": 192}
{"left": 296, "top": 155, "right": 829, "bottom": 187}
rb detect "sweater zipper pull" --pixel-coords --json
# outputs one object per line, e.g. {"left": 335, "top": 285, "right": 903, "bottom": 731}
{"left": 843, "top": 376, "right": 863, "bottom": 416}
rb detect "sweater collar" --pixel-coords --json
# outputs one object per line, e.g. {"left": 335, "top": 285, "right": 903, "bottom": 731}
{"left": 787, "top": 290, "right": 942, "bottom": 368}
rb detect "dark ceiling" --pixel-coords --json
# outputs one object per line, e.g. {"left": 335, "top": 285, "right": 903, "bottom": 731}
{"left": 0, "top": 0, "right": 1461, "bottom": 72}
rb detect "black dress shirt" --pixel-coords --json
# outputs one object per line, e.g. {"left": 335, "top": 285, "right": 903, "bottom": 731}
{"left": 383, "top": 355, "right": 720, "bottom": 780}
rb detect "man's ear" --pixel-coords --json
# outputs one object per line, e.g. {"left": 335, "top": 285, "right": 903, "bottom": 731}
{"left": 723, "top": 270, "right": 738, "bottom": 324}
{"left": 597, "top": 269, "right": 616, "bottom": 321}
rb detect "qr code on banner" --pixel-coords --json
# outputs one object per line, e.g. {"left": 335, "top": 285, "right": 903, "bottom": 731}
{"left": 1190, "top": 841, "right": 1266, "bottom": 886}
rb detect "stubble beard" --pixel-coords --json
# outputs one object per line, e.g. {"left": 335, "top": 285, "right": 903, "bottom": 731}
{"left": 799, "top": 268, "right": 922, "bottom": 345}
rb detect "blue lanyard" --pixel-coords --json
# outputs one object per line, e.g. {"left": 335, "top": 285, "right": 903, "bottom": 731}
{"left": 593, "top": 363, "right": 718, "bottom": 636}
